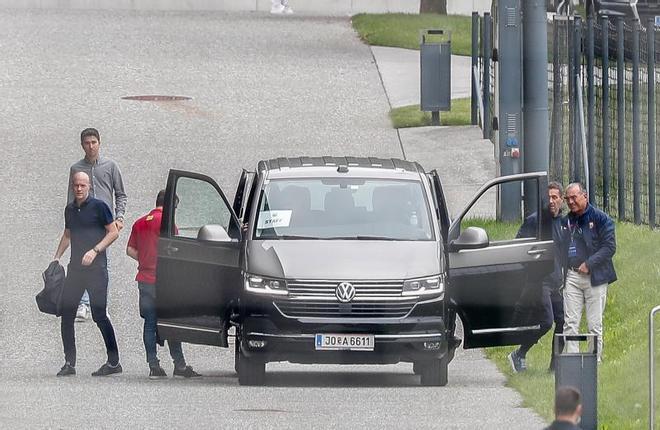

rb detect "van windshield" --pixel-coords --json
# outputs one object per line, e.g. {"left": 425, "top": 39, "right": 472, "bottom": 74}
{"left": 254, "top": 178, "right": 434, "bottom": 241}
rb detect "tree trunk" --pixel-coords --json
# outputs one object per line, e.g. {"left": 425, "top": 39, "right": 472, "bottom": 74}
{"left": 420, "top": 0, "right": 447, "bottom": 14}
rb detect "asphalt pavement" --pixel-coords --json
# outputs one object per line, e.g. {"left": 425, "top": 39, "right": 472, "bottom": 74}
{"left": 0, "top": 8, "right": 544, "bottom": 429}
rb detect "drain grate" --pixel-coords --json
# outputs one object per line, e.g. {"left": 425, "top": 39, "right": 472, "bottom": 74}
{"left": 121, "top": 95, "right": 192, "bottom": 101}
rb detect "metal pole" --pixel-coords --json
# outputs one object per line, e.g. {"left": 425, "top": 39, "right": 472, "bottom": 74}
{"left": 649, "top": 305, "right": 660, "bottom": 430}
{"left": 523, "top": 0, "right": 549, "bottom": 216}
{"left": 483, "top": 13, "right": 492, "bottom": 140}
{"left": 632, "top": 21, "right": 641, "bottom": 224}
{"left": 649, "top": 19, "right": 657, "bottom": 228}
{"left": 602, "top": 16, "right": 611, "bottom": 212}
{"left": 568, "top": 17, "right": 576, "bottom": 181}
{"left": 431, "top": 111, "right": 440, "bottom": 126}
{"left": 587, "top": 15, "right": 596, "bottom": 200}
{"left": 472, "top": 12, "right": 479, "bottom": 126}
{"left": 574, "top": 17, "right": 583, "bottom": 183}
{"left": 550, "top": 16, "right": 562, "bottom": 182}
{"left": 616, "top": 16, "right": 625, "bottom": 220}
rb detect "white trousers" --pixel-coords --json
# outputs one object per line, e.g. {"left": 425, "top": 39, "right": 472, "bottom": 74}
{"left": 562, "top": 270, "right": 608, "bottom": 361}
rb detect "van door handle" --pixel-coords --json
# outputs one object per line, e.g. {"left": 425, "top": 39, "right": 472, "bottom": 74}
{"left": 165, "top": 245, "right": 179, "bottom": 255}
{"left": 527, "top": 249, "right": 546, "bottom": 256}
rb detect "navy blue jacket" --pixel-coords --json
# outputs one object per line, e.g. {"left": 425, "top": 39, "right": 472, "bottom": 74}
{"left": 517, "top": 211, "right": 564, "bottom": 289}
{"left": 559, "top": 204, "right": 617, "bottom": 286}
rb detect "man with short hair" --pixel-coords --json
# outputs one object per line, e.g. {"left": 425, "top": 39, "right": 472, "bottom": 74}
{"left": 68, "top": 128, "right": 127, "bottom": 321}
{"left": 544, "top": 386, "right": 583, "bottom": 430}
{"left": 508, "top": 182, "right": 566, "bottom": 372}
{"left": 561, "top": 182, "right": 616, "bottom": 362}
{"left": 127, "top": 190, "right": 201, "bottom": 379}
{"left": 53, "top": 172, "right": 121, "bottom": 376}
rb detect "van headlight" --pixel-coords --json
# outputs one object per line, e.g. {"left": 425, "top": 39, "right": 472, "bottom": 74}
{"left": 244, "top": 273, "right": 288, "bottom": 296}
{"left": 402, "top": 275, "right": 444, "bottom": 296}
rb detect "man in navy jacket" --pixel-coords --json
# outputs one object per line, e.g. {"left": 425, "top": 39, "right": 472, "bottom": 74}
{"left": 559, "top": 182, "right": 616, "bottom": 362}
{"left": 508, "top": 182, "right": 565, "bottom": 373}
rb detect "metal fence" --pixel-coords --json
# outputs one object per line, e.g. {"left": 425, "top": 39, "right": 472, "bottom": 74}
{"left": 551, "top": 15, "right": 659, "bottom": 227}
{"left": 473, "top": 13, "right": 659, "bottom": 227}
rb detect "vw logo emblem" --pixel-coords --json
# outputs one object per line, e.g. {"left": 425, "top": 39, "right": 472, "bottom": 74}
{"left": 335, "top": 282, "right": 356, "bottom": 303}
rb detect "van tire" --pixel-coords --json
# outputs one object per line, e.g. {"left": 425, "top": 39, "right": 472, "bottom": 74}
{"left": 419, "top": 356, "right": 448, "bottom": 386}
{"left": 237, "top": 347, "right": 266, "bottom": 386}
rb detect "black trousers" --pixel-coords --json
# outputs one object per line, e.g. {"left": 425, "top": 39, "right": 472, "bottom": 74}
{"left": 516, "top": 281, "right": 565, "bottom": 359}
{"left": 60, "top": 266, "right": 119, "bottom": 367}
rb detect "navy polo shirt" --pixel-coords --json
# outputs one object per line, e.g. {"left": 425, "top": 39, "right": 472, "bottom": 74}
{"left": 65, "top": 196, "right": 114, "bottom": 270}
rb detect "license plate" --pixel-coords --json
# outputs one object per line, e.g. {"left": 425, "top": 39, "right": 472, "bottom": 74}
{"left": 315, "top": 333, "right": 375, "bottom": 351}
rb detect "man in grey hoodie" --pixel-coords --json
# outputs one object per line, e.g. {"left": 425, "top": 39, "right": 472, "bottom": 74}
{"left": 67, "top": 128, "right": 127, "bottom": 321}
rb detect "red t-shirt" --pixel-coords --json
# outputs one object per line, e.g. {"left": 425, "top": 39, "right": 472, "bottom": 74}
{"left": 127, "top": 207, "right": 163, "bottom": 284}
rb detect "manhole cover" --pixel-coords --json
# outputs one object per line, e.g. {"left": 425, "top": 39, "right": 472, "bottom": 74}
{"left": 121, "top": 95, "right": 192, "bottom": 101}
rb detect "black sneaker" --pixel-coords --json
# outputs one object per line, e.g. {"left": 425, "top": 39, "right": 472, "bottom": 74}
{"left": 173, "top": 365, "right": 201, "bottom": 378}
{"left": 92, "top": 362, "right": 123, "bottom": 377}
{"left": 57, "top": 363, "right": 76, "bottom": 377}
{"left": 149, "top": 365, "right": 167, "bottom": 379}
{"left": 508, "top": 349, "right": 527, "bottom": 373}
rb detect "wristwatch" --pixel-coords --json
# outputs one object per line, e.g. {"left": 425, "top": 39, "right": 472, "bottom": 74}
{"left": 93, "top": 246, "right": 101, "bottom": 253}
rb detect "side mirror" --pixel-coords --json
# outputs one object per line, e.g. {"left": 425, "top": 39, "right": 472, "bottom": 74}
{"left": 197, "top": 224, "right": 232, "bottom": 243}
{"left": 450, "top": 226, "right": 489, "bottom": 251}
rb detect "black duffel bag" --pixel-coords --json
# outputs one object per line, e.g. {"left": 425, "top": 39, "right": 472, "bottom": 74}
{"left": 36, "top": 261, "right": 65, "bottom": 316}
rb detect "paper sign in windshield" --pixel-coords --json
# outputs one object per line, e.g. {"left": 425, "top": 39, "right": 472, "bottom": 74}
{"left": 257, "top": 210, "right": 292, "bottom": 229}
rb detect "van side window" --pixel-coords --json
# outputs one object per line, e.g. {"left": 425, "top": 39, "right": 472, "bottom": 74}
{"left": 460, "top": 179, "right": 540, "bottom": 242}
{"left": 173, "top": 177, "right": 233, "bottom": 239}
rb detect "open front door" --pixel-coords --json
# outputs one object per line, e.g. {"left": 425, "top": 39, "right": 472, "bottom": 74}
{"left": 232, "top": 169, "right": 256, "bottom": 224}
{"left": 426, "top": 170, "right": 450, "bottom": 240}
{"left": 447, "top": 172, "right": 554, "bottom": 349}
{"left": 156, "top": 169, "right": 242, "bottom": 348}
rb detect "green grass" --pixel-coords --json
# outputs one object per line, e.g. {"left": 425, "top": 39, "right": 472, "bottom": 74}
{"left": 390, "top": 98, "right": 472, "bottom": 128}
{"left": 351, "top": 13, "right": 473, "bottom": 56}
{"left": 471, "top": 222, "right": 660, "bottom": 429}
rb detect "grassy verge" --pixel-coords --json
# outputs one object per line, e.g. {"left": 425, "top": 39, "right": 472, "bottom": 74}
{"left": 471, "top": 222, "right": 660, "bottom": 428}
{"left": 390, "top": 98, "right": 471, "bottom": 128}
{"left": 351, "top": 13, "right": 472, "bottom": 56}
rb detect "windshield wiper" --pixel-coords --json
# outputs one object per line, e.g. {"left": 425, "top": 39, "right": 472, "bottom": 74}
{"left": 263, "top": 235, "right": 321, "bottom": 240}
{"left": 321, "top": 236, "right": 400, "bottom": 241}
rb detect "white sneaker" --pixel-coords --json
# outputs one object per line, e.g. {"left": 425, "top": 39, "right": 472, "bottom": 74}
{"left": 282, "top": 5, "right": 294, "bottom": 14}
{"left": 75, "top": 304, "right": 90, "bottom": 322}
{"left": 270, "top": 3, "right": 285, "bottom": 13}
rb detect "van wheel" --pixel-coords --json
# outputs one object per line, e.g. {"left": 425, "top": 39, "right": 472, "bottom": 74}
{"left": 419, "top": 356, "right": 448, "bottom": 386}
{"left": 237, "top": 347, "right": 266, "bottom": 386}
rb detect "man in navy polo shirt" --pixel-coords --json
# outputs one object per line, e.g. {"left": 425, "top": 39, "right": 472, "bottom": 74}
{"left": 53, "top": 171, "right": 121, "bottom": 377}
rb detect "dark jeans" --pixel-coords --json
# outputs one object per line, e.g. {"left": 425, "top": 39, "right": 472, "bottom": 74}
{"left": 138, "top": 283, "right": 185, "bottom": 368}
{"left": 61, "top": 267, "right": 119, "bottom": 367}
{"left": 516, "top": 282, "right": 565, "bottom": 359}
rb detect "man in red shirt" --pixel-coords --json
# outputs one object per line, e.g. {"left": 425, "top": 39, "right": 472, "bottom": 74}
{"left": 127, "top": 190, "right": 201, "bottom": 379}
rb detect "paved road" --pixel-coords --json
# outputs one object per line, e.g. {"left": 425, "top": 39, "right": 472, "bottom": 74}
{"left": 0, "top": 8, "right": 545, "bottom": 429}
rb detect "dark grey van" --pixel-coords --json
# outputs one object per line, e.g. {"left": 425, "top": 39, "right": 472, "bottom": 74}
{"left": 155, "top": 157, "right": 554, "bottom": 386}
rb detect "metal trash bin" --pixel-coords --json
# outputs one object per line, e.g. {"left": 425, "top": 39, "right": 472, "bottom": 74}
{"left": 554, "top": 334, "right": 598, "bottom": 430}
{"left": 420, "top": 29, "right": 451, "bottom": 125}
